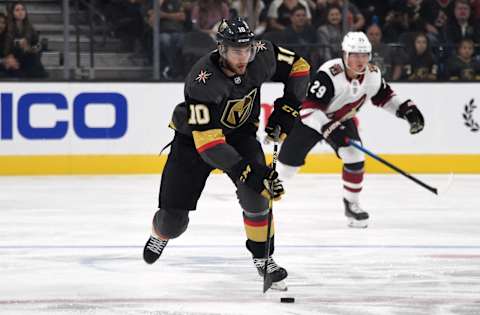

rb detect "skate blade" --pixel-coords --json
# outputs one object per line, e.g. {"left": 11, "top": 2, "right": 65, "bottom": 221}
{"left": 271, "top": 280, "right": 288, "bottom": 291}
{"left": 348, "top": 218, "right": 368, "bottom": 228}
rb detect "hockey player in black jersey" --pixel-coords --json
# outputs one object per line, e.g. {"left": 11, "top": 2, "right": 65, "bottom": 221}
{"left": 142, "top": 17, "right": 310, "bottom": 289}
{"left": 276, "top": 32, "right": 425, "bottom": 228}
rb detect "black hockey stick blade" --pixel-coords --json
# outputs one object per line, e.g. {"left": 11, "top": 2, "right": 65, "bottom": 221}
{"left": 263, "top": 273, "right": 274, "bottom": 293}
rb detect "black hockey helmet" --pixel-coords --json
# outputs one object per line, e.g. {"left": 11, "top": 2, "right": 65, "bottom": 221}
{"left": 216, "top": 17, "right": 255, "bottom": 47}
{"left": 216, "top": 17, "right": 256, "bottom": 62}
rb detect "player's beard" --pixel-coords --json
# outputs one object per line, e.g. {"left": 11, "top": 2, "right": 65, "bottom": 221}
{"left": 224, "top": 59, "right": 248, "bottom": 75}
{"left": 233, "top": 63, "right": 248, "bottom": 75}
{"left": 222, "top": 59, "right": 248, "bottom": 75}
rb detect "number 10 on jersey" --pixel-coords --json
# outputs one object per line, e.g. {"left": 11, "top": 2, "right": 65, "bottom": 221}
{"left": 188, "top": 104, "right": 210, "bottom": 125}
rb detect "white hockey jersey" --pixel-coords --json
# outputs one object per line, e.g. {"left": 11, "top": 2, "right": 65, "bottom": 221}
{"left": 300, "top": 58, "right": 408, "bottom": 132}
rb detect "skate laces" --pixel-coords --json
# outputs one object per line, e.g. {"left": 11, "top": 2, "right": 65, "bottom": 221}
{"left": 347, "top": 201, "right": 364, "bottom": 214}
{"left": 253, "top": 257, "right": 281, "bottom": 273}
{"left": 146, "top": 236, "right": 168, "bottom": 254}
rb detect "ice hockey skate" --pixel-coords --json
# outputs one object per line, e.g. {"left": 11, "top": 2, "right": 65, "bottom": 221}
{"left": 143, "top": 235, "right": 168, "bottom": 264}
{"left": 253, "top": 257, "right": 288, "bottom": 291}
{"left": 344, "top": 198, "right": 369, "bottom": 228}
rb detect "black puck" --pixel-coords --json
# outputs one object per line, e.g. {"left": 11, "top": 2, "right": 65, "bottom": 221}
{"left": 280, "top": 297, "right": 295, "bottom": 303}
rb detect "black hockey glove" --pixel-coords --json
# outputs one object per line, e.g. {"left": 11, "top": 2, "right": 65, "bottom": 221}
{"left": 321, "top": 120, "right": 351, "bottom": 150}
{"left": 265, "top": 98, "right": 299, "bottom": 141}
{"left": 396, "top": 100, "right": 424, "bottom": 134}
{"left": 231, "top": 159, "right": 285, "bottom": 200}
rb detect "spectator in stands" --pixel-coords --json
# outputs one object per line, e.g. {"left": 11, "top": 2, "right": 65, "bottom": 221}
{"left": 420, "top": 0, "right": 453, "bottom": 45}
{"left": 178, "top": 0, "right": 223, "bottom": 76}
{"left": 0, "top": 12, "right": 19, "bottom": 77}
{"left": 5, "top": 2, "right": 46, "bottom": 78}
{"left": 190, "top": 0, "right": 229, "bottom": 36}
{"left": 354, "top": 0, "right": 391, "bottom": 26}
{"left": 159, "top": 0, "right": 186, "bottom": 32}
{"left": 105, "top": 0, "right": 147, "bottom": 51}
{"left": 158, "top": 0, "right": 186, "bottom": 79}
{"left": 283, "top": 6, "right": 317, "bottom": 62}
{"left": 311, "top": 0, "right": 328, "bottom": 27}
{"left": 446, "top": 0, "right": 480, "bottom": 44}
{"left": 316, "top": 5, "right": 342, "bottom": 65}
{"left": 263, "top": 0, "right": 275, "bottom": 8}
{"left": 367, "top": 23, "right": 404, "bottom": 80}
{"left": 312, "top": 0, "right": 365, "bottom": 30}
{"left": 383, "top": 0, "right": 424, "bottom": 44}
{"left": 304, "top": 0, "right": 317, "bottom": 11}
{"left": 327, "top": 0, "right": 365, "bottom": 31}
{"left": 445, "top": 38, "right": 480, "bottom": 79}
{"left": 403, "top": 32, "right": 438, "bottom": 80}
{"left": 471, "top": 0, "right": 480, "bottom": 21}
{"left": 267, "top": 0, "right": 312, "bottom": 31}
{"left": 231, "top": 0, "right": 268, "bottom": 36}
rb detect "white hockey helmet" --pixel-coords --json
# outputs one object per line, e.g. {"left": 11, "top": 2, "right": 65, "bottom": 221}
{"left": 341, "top": 32, "right": 372, "bottom": 74}
{"left": 342, "top": 31, "right": 372, "bottom": 55}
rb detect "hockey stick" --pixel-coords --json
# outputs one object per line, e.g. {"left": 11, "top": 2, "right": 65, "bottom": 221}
{"left": 347, "top": 139, "right": 438, "bottom": 195}
{"left": 263, "top": 126, "right": 280, "bottom": 293}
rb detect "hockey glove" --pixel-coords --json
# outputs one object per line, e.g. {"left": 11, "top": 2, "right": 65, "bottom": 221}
{"left": 321, "top": 120, "right": 351, "bottom": 150}
{"left": 396, "top": 100, "right": 424, "bottom": 134}
{"left": 265, "top": 98, "right": 300, "bottom": 141}
{"left": 231, "top": 159, "right": 285, "bottom": 200}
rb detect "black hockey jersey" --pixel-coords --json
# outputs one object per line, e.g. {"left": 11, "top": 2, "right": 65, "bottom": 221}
{"left": 169, "top": 40, "right": 310, "bottom": 173}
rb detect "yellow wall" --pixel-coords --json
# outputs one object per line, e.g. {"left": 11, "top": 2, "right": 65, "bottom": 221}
{"left": 1, "top": 154, "right": 479, "bottom": 175}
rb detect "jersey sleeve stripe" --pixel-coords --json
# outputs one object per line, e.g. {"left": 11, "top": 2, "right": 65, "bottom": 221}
{"left": 290, "top": 70, "right": 310, "bottom": 78}
{"left": 289, "top": 57, "right": 310, "bottom": 77}
{"left": 371, "top": 82, "right": 395, "bottom": 107}
{"left": 372, "top": 93, "right": 394, "bottom": 107}
{"left": 192, "top": 129, "right": 226, "bottom": 153}
{"left": 196, "top": 139, "right": 227, "bottom": 153}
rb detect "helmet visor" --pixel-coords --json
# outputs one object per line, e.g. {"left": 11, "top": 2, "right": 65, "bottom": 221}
{"left": 219, "top": 41, "right": 257, "bottom": 63}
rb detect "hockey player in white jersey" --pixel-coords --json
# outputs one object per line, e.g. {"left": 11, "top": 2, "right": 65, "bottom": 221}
{"left": 276, "top": 32, "right": 425, "bottom": 228}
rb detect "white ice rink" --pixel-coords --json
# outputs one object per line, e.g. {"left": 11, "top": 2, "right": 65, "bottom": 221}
{"left": 1, "top": 174, "right": 480, "bottom": 315}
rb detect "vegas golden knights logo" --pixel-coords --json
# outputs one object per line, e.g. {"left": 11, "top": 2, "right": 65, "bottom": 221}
{"left": 221, "top": 88, "right": 257, "bottom": 128}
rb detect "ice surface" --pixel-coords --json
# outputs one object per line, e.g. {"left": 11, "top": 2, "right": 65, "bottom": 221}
{"left": 1, "top": 174, "right": 479, "bottom": 315}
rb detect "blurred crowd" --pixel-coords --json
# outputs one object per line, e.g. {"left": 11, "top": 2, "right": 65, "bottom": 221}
{"left": 1, "top": 0, "right": 480, "bottom": 81}
{"left": 0, "top": 1, "right": 47, "bottom": 78}
{"left": 99, "top": 0, "right": 480, "bottom": 81}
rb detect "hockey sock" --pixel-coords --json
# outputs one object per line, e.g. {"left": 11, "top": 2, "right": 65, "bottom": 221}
{"left": 246, "top": 238, "right": 275, "bottom": 258}
{"left": 242, "top": 211, "right": 274, "bottom": 244}
{"left": 343, "top": 162, "right": 364, "bottom": 203}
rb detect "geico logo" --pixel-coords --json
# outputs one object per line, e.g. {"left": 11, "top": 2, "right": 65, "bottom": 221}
{"left": 0, "top": 92, "right": 128, "bottom": 140}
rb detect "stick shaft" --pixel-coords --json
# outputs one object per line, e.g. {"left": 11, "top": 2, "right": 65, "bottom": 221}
{"left": 263, "top": 127, "right": 280, "bottom": 293}
{"left": 348, "top": 140, "right": 438, "bottom": 195}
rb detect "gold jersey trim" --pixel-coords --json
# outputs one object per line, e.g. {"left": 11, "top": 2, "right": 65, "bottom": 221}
{"left": 192, "top": 129, "right": 225, "bottom": 149}
{"left": 290, "top": 57, "right": 310, "bottom": 76}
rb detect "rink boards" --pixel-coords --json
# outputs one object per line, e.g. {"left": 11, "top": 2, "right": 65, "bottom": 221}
{"left": 0, "top": 82, "right": 479, "bottom": 175}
